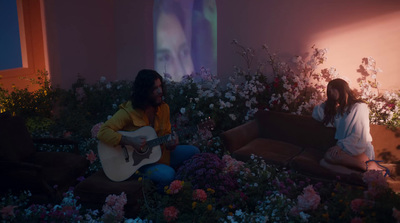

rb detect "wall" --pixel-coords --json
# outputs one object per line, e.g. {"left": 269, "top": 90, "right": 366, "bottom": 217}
{"left": 216, "top": 0, "right": 400, "bottom": 91}
{"left": 42, "top": 0, "right": 154, "bottom": 89}
{"left": 43, "top": 0, "right": 117, "bottom": 89}
{"left": 39, "top": 0, "right": 400, "bottom": 91}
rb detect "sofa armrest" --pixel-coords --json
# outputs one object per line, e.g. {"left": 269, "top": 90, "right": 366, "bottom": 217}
{"left": 0, "top": 160, "right": 43, "bottom": 179}
{"left": 220, "top": 120, "right": 259, "bottom": 153}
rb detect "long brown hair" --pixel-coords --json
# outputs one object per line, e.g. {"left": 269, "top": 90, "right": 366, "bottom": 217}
{"left": 323, "top": 78, "right": 363, "bottom": 125}
{"left": 130, "top": 69, "right": 165, "bottom": 109}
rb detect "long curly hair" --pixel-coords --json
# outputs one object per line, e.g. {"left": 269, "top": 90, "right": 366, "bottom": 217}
{"left": 323, "top": 78, "right": 363, "bottom": 125}
{"left": 130, "top": 69, "right": 165, "bottom": 109}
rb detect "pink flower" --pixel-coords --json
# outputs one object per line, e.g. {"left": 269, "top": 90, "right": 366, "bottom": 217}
{"left": 91, "top": 122, "right": 104, "bottom": 138}
{"left": 350, "top": 198, "right": 372, "bottom": 213}
{"left": 168, "top": 180, "right": 184, "bottom": 194}
{"left": 63, "top": 131, "right": 72, "bottom": 138}
{"left": 297, "top": 185, "right": 320, "bottom": 211}
{"left": 164, "top": 206, "right": 179, "bottom": 222}
{"left": 289, "top": 206, "right": 300, "bottom": 216}
{"left": 86, "top": 150, "right": 97, "bottom": 164}
{"left": 393, "top": 207, "right": 400, "bottom": 222}
{"left": 0, "top": 205, "right": 18, "bottom": 219}
{"left": 351, "top": 217, "right": 363, "bottom": 223}
{"left": 222, "top": 155, "right": 250, "bottom": 175}
{"left": 102, "top": 192, "right": 127, "bottom": 221}
{"left": 362, "top": 170, "right": 388, "bottom": 189}
{"left": 362, "top": 170, "right": 389, "bottom": 198}
{"left": 192, "top": 189, "right": 207, "bottom": 202}
{"left": 75, "top": 87, "right": 86, "bottom": 101}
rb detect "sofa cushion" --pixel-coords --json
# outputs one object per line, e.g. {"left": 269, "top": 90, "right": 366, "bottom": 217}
{"left": 32, "top": 151, "right": 89, "bottom": 189}
{"left": 74, "top": 169, "right": 143, "bottom": 217}
{"left": 255, "top": 110, "right": 336, "bottom": 151}
{"left": 75, "top": 170, "right": 143, "bottom": 204}
{"left": 232, "top": 138, "right": 303, "bottom": 166}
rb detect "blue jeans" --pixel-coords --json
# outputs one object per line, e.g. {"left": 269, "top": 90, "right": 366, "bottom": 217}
{"left": 138, "top": 145, "right": 199, "bottom": 188}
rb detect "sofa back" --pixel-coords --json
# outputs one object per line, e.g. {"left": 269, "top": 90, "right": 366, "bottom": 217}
{"left": 255, "top": 110, "right": 336, "bottom": 151}
{"left": 0, "top": 113, "right": 36, "bottom": 162}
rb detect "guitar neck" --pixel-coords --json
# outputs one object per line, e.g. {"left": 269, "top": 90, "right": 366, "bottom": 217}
{"left": 147, "top": 125, "right": 198, "bottom": 148}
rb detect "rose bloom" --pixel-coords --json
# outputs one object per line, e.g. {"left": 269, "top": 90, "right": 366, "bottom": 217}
{"left": 164, "top": 206, "right": 179, "bottom": 222}
{"left": 362, "top": 170, "right": 388, "bottom": 188}
{"left": 393, "top": 207, "right": 400, "bottom": 222}
{"left": 297, "top": 185, "right": 320, "bottom": 211}
{"left": 0, "top": 205, "right": 18, "bottom": 219}
{"left": 350, "top": 217, "right": 363, "bottom": 223}
{"left": 168, "top": 180, "right": 184, "bottom": 194}
{"left": 193, "top": 189, "right": 207, "bottom": 202}
{"left": 86, "top": 150, "right": 97, "bottom": 164}
{"left": 351, "top": 199, "right": 365, "bottom": 213}
{"left": 91, "top": 122, "right": 104, "bottom": 138}
{"left": 350, "top": 198, "right": 372, "bottom": 213}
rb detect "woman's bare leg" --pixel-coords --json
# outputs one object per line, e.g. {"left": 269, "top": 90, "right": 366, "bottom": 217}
{"left": 324, "top": 145, "right": 387, "bottom": 173}
{"left": 320, "top": 158, "right": 362, "bottom": 175}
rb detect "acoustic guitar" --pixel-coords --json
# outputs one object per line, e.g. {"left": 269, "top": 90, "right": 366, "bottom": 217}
{"left": 98, "top": 119, "right": 214, "bottom": 182}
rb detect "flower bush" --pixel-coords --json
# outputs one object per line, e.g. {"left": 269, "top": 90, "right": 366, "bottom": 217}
{"left": 133, "top": 154, "right": 400, "bottom": 222}
{"left": 1, "top": 41, "right": 400, "bottom": 222}
{"left": 175, "top": 153, "right": 238, "bottom": 196}
{"left": 1, "top": 155, "right": 400, "bottom": 222}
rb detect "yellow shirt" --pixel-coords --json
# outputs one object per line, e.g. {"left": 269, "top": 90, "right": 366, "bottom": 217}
{"left": 97, "top": 101, "right": 172, "bottom": 165}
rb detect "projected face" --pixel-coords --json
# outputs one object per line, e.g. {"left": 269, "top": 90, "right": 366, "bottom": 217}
{"left": 155, "top": 13, "right": 194, "bottom": 82}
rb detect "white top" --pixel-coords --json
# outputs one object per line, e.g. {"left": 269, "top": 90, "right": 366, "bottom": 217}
{"left": 312, "top": 102, "right": 375, "bottom": 159}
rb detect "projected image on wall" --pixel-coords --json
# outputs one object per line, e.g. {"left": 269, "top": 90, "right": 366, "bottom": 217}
{"left": 153, "top": 0, "right": 217, "bottom": 82}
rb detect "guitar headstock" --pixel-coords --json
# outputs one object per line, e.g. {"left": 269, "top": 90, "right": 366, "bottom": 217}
{"left": 198, "top": 117, "right": 215, "bottom": 131}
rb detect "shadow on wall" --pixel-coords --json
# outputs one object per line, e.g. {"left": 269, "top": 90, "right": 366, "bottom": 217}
{"left": 372, "top": 124, "right": 400, "bottom": 163}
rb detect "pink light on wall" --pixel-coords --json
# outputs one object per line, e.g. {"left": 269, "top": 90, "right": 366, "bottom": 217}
{"left": 311, "top": 11, "right": 400, "bottom": 91}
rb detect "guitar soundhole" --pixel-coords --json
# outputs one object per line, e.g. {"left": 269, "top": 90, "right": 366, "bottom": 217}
{"left": 137, "top": 146, "right": 149, "bottom": 154}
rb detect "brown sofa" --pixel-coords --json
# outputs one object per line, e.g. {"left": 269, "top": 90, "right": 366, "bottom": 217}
{"left": 0, "top": 112, "right": 89, "bottom": 203}
{"left": 74, "top": 170, "right": 143, "bottom": 218}
{"left": 221, "top": 110, "right": 400, "bottom": 190}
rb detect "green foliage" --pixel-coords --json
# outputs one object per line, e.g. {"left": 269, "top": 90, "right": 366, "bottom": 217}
{"left": 53, "top": 77, "right": 132, "bottom": 139}
{"left": 0, "top": 70, "right": 58, "bottom": 120}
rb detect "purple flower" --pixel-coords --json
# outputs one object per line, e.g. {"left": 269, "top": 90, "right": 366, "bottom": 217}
{"left": 176, "top": 153, "right": 238, "bottom": 196}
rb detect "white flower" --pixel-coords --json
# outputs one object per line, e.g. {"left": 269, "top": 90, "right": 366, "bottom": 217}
{"left": 107, "top": 115, "right": 112, "bottom": 120}
{"left": 100, "top": 76, "right": 106, "bottom": 82}
{"left": 299, "top": 211, "right": 310, "bottom": 222}
{"left": 209, "top": 104, "right": 214, "bottom": 109}
{"left": 106, "top": 83, "right": 111, "bottom": 89}
{"left": 235, "top": 209, "right": 243, "bottom": 217}
{"left": 180, "top": 108, "right": 186, "bottom": 114}
{"left": 229, "top": 114, "right": 237, "bottom": 121}
{"left": 292, "top": 56, "right": 302, "bottom": 63}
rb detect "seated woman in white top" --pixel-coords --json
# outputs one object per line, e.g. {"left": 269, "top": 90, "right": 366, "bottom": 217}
{"left": 312, "top": 78, "right": 389, "bottom": 176}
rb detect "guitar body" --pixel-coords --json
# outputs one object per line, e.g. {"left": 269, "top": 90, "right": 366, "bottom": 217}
{"left": 98, "top": 126, "right": 162, "bottom": 182}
